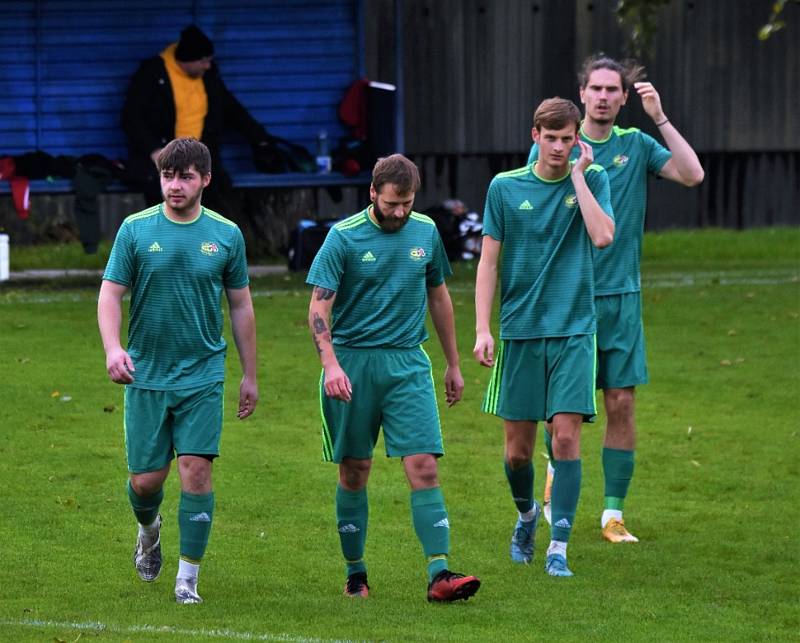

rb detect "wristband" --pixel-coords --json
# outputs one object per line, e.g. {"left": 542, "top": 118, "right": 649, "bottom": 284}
{"left": 655, "top": 118, "right": 669, "bottom": 127}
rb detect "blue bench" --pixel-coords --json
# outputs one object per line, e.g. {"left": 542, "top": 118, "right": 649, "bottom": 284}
{"left": 0, "top": 173, "right": 371, "bottom": 195}
{"left": 0, "top": 0, "right": 377, "bottom": 197}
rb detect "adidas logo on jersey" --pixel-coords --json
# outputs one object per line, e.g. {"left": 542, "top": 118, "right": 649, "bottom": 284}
{"left": 518, "top": 200, "right": 533, "bottom": 210}
{"left": 433, "top": 518, "right": 450, "bottom": 529}
{"left": 361, "top": 251, "right": 376, "bottom": 263}
{"left": 189, "top": 512, "right": 211, "bottom": 522}
{"left": 148, "top": 242, "right": 163, "bottom": 252}
{"left": 338, "top": 523, "right": 360, "bottom": 533}
{"left": 554, "top": 518, "right": 571, "bottom": 529}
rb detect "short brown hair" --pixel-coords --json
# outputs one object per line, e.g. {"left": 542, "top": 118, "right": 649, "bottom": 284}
{"left": 578, "top": 53, "right": 646, "bottom": 93}
{"left": 156, "top": 137, "right": 212, "bottom": 175}
{"left": 533, "top": 98, "right": 582, "bottom": 132}
{"left": 371, "top": 154, "right": 421, "bottom": 195}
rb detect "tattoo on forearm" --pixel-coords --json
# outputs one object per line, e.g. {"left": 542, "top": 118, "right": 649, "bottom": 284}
{"left": 313, "top": 313, "right": 327, "bottom": 334}
{"left": 311, "top": 312, "right": 331, "bottom": 354}
{"left": 314, "top": 287, "right": 335, "bottom": 301}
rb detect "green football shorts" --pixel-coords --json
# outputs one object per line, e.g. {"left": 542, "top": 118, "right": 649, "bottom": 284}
{"left": 319, "top": 346, "right": 444, "bottom": 463}
{"left": 123, "top": 381, "right": 224, "bottom": 473}
{"left": 482, "top": 335, "right": 597, "bottom": 423}
{"left": 595, "top": 292, "right": 649, "bottom": 389}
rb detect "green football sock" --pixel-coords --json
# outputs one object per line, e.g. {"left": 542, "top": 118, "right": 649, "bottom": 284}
{"left": 410, "top": 487, "right": 449, "bottom": 581}
{"left": 127, "top": 479, "right": 163, "bottom": 526}
{"left": 336, "top": 485, "right": 368, "bottom": 576}
{"left": 603, "top": 447, "right": 635, "bottom": 510}
{"left": 178, "top": 490, "right": 215, "bottom": 562}
{"left": 504, "top": 460, "right": 534, "bottom": 513}
{"left": 550, "top": 459, "right": 582, "bottom": 543}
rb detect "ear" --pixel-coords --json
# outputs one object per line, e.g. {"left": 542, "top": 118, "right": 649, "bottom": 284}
{"left": 579, "top": 85, "right": 586, "bottom": 105}
{"left": 202, "top": 173, "right": 211, "bottom": 188}
{"left": 532, "top": 127, "right": 540, "bottom": 144}
{"left": 621, "top": 89, "right": 629, "bottom": 106}
{"left": 369, "top": 183, "right": 376, "bottom": 202}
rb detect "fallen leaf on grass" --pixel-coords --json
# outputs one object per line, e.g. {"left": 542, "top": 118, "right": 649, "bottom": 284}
{"left": 103, "top": 405, "right": 116, "bottom": 413}
{"left": 720, "top": 359, "right": 732, "bottom": 366}
{"left": 16, "top": 357, "right": 30, "bottom": 363}
{"left": 50, "top": 390, "right": 60, "bottom": 398}
{"left": 691, "top": 460, "right": 701, "bottom": 467}
{"left": 56, "top": 496, "right": 80, "bottom": 509}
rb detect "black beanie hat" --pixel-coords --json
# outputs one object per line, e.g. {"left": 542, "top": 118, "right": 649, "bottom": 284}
{"left": 175, "top": 25, "right": 214, "bottom": 62}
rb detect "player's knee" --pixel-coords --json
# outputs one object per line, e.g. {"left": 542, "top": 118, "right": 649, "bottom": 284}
{"left": 178, "top": 456, "right": 212, "bottom": 493}
{"left": 552, "top": 431, "right": 580, "bottom": 459}
{"left": 506, "top": 452, "right": 532, "bottom": 470}
{"left": 605, "top": 388, "right": 635, "bottom": 420}
{"left": 130, "top": 474, "right": 163, "bottom": 497}
{"left": 339, "top": 459, "right": 371, "bottom": 490}
{"left": 403, "top": 454, "right": 439, "bottom": 488}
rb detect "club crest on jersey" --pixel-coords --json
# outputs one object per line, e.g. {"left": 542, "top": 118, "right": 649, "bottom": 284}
{"left": 409, "top": 247, "right": 426, "bottom": 260}
{"left": 564, "top": 194, "right": 578, "bottom": 208}
{"left": 200, "top": 241, "right": 219, "bottom": 256}
{"left": 613, "top": 154, "right": 630, "bottom": 167}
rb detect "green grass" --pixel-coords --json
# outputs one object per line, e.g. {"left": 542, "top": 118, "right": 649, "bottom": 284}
{"left": 0, "top": 229, "right": 798, "bottom": 641}
{"left": 8, "top": 240, "right": 114, "bottom": 271}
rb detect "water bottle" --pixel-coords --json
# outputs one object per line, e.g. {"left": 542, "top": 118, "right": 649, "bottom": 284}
{"left": 0, "top": 234, "right": 9, "bottom": 281}
{"left": 316, "top": 130, "right": 331, "bottom": 173}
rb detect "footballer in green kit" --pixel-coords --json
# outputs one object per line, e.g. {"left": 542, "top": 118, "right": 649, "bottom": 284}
{"left": 307, "top": 154, "right": 480, "bottom": 603}
{"left": 98, "top": 138, "right": 258, "bottom": 605}
{"left": 528, "top": 55, "right": 704, "bottom": 543}
{"left": 475, "top": 98, "right": 615, "bottom": 577}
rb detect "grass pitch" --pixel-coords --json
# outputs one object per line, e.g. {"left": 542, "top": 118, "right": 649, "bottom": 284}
{"left": 0, "top": 228, "right": 797, "bottom": 641}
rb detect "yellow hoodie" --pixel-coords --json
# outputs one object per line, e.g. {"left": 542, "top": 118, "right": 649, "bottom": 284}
{"left": 160, "top": 43, "right": 208, "bottom": 140}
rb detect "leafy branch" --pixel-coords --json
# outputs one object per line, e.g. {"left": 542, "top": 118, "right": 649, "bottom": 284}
{"left": 758, "top": 0, "right": 797, "bottom": 40}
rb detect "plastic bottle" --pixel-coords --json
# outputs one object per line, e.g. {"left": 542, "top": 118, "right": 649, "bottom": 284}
{"left": 316, "top": 130, "right": 331, "bottom": 173}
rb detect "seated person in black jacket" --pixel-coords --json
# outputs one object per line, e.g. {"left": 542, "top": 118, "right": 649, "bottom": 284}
{"left": 120, "top": 25, "right": 270, "bottom": 211}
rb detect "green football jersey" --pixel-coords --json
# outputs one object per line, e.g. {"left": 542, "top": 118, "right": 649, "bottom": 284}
{"left": 483, "top": 162, "right": 613, "bottom": 339}
{"left": 103, "top": 204, "right": 249, "bottom": 390}
{"left": 528, "top": 126, "right": 671, "bottom": 295}
{"left": 306, "top": 208, "right": 452, "bottom": 348}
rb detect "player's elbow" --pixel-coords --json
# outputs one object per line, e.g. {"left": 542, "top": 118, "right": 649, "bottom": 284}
{"left": 592, "top": 222, "right": 614, "bottom": 249}
{"left": 593, "top": 232, "right": 614, "bottom": 249}
{"left": 684, "top": 166, "right": 705, "bottom": 187}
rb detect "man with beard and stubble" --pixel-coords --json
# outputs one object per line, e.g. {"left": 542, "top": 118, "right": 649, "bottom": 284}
{"left": 98, "top": 137, "right": 258, "bottom": 605}
{"left": 306, "top": 154, "right": 480, "bottom": 603}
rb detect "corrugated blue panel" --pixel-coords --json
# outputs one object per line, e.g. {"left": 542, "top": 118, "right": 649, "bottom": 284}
{"left": 0, "top": 0, "right": 361, "bottom": 175}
